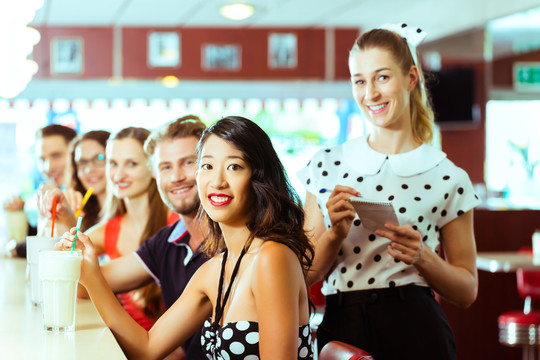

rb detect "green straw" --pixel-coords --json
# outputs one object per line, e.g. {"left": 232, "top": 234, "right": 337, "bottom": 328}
{"left": 71, "top": 216, "right": 83, "bottom": 252}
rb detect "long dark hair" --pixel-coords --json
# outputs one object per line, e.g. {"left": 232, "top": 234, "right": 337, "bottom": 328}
{"left": 197, "top": 116, "right": 314, "bottom": 275}
{"left": 66, "top": 130, "right": 110, "bottom": 232}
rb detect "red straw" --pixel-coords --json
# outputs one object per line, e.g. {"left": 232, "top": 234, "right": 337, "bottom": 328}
{"left": 50, "top": 196, "right": 58, "bottom": 238}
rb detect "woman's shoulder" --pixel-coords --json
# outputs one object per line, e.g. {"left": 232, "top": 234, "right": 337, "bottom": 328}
{"left": 190, "top": 253, "right": 223, "bottom": 289}
{"left": 85, "top": 220, "right": 105, "bottom": 237}
{"left": 254, "top": 240, "right": 299, "bottom": 270}
{"left": 435, "top": 157, "right": 474, "bottom": 182}
{"left": 251, "top": 241, "right": 304, "bottom": 295}
{"left": 84, "top": 220, "right": 107, "bottom": 251}
{"left": 198, "top": 252, "right": 225, "bottom": 274}
{"left": 312, "top": 142, "right": 347, "bottom": 161}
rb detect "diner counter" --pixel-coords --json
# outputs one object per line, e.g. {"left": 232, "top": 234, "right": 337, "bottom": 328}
{"left": 476, "top": 251, "right": 540, "bottom": 272}
{"left": 0, "top": 257, "right": 126, "bottom": 359}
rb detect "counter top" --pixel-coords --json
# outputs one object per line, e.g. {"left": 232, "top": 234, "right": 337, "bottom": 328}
{"left": 0, "top": 257, "right": 126, "bottom": 359}
{"left": 476, "top": 251, "right": 540, "bottom": 272}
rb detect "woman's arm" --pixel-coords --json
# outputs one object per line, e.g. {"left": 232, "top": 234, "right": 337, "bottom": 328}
{"left": 59, "top": 229, "right": 213, "bottom": 360}
{"left": 380, "top": 210, "right": 478, "bottom": 308}
{"left": 101, "top": 254, "right": 153, "bottom": 293}
{"left": 254, "top": 242, "right": 307, "bottom": 359}
{"left": 304, "top": 186, "right": 359, "bottom": 285}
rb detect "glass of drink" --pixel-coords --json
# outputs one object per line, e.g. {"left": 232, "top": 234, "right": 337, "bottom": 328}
{"left": 4, "top": 210, "right": 28, "bottom": 250}
{"left": 26, "top": 236, "right": 59, "bottom": 306}
{"left": 39, "top": 250, "right": 82, "bottom": 332}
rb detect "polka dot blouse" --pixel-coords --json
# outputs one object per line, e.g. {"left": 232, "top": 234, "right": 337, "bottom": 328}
{"left": 201, "top": 319, "right": 313, "bottom": 359}
{"left": 297, "top": 135, "right": 480, "bottom": 295}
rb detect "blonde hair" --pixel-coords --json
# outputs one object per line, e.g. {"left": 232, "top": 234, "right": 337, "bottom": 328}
{"left": 144, "top": 115, "right": 206, "bottom": 173}
{"left": 350, "top": 28, "right": 434, "bottom": 144}
{"left": 144, "top": 115, "right": 206, "bottom": 156}
{"left": 101, "top": 127, "right": 169, "bottom": 320}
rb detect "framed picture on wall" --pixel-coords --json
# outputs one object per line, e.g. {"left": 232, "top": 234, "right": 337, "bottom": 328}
{"left": 202, "top": 44, "right": 241, "bottom": 71}
{"left": 50, "top": 37, "right": 84, "bottom": 74}
{"left": 148, "top": 32, "right": 180, "bottom": 68}
{"left": 268, "top": 33, "right": 297, "bottom": 69}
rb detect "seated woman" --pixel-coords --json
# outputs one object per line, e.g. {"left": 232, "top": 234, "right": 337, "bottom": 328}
{"left": 59, "top": 116, "right": 314, "bottom": 359}
{"left": 63, "top": 130, "right": 111, "bottom": 231}
{"left": 89, "top": 127, "right": 179, "bottom": 330}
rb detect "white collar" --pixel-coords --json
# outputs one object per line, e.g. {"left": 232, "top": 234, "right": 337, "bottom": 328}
{"left": 342, "top": 135, "right": 447, "bottom": 177}
{"left": 167, "top": 220, "right": 195, "bottom": 266}
{"left": 167, "top": 220, "right": 188, "bottom": 243}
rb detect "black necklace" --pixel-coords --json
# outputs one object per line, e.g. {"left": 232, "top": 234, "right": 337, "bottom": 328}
{"left": 212, "top": 244, "right": 248, "bottom": 326}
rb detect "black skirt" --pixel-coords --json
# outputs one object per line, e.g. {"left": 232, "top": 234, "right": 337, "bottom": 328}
{"left": 317, "top": 284, "right": 456, "bottom": 360}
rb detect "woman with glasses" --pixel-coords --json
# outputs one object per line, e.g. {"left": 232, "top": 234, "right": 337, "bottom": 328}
{"left": 63, "top": 130, "right": 110, "bottom": 232}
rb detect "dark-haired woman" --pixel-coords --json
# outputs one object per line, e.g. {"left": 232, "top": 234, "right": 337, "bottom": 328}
{"left": 59, "top": 116, "right": 314, "bottom": 359}
{"left": 63, "top": 130, "right": 110, "bottom": 232}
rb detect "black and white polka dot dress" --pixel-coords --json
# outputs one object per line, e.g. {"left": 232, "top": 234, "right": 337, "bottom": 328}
{"left": 201, "top": 247, "right": 313, "bottom": 359}
{"left": 201, "top": 320, "right": 313, "bottom": 359}
{"left": 297, "top": 135, "right": 480, "bottom": 295}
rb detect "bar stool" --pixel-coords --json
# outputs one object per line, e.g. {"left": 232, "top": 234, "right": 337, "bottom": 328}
{"left": 309, "top": 280, "right": 325, "bottom": 359}
{"left": 498, "top": 248, "right": 540, "bottom": 360}
{"left": 319, "top": 341, "right": 374, "bottom": 360}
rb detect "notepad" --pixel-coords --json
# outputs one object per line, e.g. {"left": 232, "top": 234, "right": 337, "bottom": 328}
{"left": 350, "top": 197, "right": 400, "bottom": 232}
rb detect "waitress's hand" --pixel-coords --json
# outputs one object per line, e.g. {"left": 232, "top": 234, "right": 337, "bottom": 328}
{"left": 326, "top": 185, "right": 360, "bottom": 242}
{"left": 57, "top": 228, "right": 100, "bottom": 287}
{"left": 377, "top": 223, "right": 427, "bottom": 265}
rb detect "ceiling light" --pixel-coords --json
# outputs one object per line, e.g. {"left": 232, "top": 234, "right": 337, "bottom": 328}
{"left": 161, "top": 75, "right": 179, "bottom": 88}
{"left": 219, "top": 3, "right": 254, "bottom": 21}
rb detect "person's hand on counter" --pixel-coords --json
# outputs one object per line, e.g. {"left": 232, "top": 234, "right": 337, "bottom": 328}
{"left": 3, "top": 194, "right": 25, "bottom": 212}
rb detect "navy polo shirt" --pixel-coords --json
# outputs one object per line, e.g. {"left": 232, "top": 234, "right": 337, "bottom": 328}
{"left": 135, "top": 219, "right": 208, "bottom": 308}
{"left": 135, "top": 219, "right": 208, "bottom": 359}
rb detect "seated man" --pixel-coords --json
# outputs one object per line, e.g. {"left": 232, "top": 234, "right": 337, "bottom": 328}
{"left": 3, "top": 124, "right": 77, "bottom": 257}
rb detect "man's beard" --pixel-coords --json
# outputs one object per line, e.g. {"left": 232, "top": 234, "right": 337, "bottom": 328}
{"left": 167, "top": 194, "right": 200, "bottom": 216}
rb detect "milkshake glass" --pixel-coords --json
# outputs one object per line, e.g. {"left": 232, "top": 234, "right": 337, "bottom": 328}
{"left": 26, "top": 236, "right": 59, "bottom": 306}
{"left": 5, "top": 210, "right": 28, "bottom": 242}
{"left": 39, "top": 250, "right": 82, "bottom": 331}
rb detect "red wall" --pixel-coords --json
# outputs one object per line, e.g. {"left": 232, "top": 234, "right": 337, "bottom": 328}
{"left": 31, "top": 26, "right": 359, "bottom": 81}
{"left": 334, "top": 28, "right": 359, "bottom": 79}
{"left": 492, "top": 49, "right": 540, "bottom": 87}
{"left": 439, "top": 62, "right": 486, "bottom": 184}
{"left": 33, "top": 27, "right": 114, "bottom": 79}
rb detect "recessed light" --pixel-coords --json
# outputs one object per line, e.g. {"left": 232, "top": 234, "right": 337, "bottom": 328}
{"left": 219, "top": 3, "right": 254, "bottom": 21}
{"left": 161, "top": 75, "right": 179, "bottom": 88}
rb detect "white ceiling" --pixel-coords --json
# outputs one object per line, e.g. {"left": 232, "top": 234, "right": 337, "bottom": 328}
{"left": 30, "top": 0, "right": 540, "bottom": 44}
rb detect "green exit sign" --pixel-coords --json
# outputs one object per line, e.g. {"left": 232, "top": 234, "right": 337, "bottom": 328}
{"left": 514, "top": 62, "right": 540, "bottom": 91}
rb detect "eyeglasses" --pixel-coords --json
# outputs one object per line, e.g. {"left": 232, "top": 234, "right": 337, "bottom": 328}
{"left": 76, "top": 153, "right": 106, "bottom": 169}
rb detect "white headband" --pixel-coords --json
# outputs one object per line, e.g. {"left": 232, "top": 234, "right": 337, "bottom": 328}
{"left": 378, "top": 23, "right": 427, "bottom": 68}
